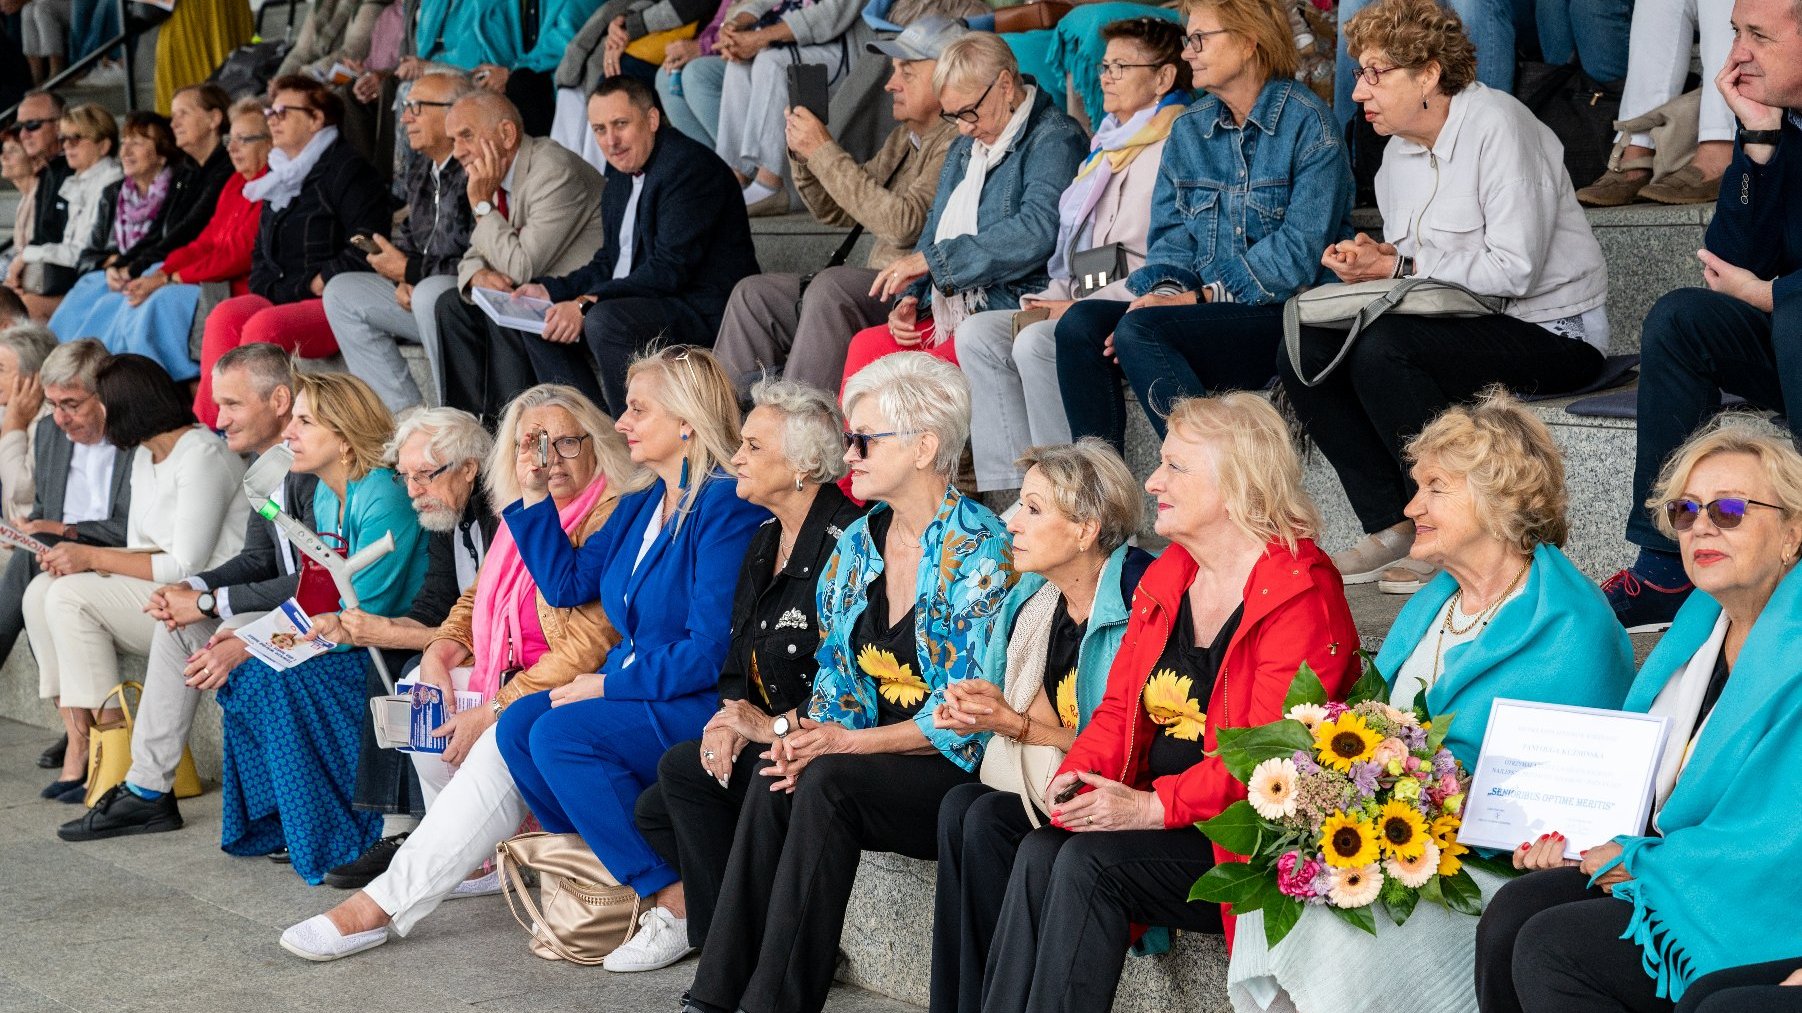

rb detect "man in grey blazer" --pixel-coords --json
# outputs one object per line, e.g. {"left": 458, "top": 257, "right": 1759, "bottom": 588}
{"left": 59, "top": 344, "right": 314, "bottom": 841}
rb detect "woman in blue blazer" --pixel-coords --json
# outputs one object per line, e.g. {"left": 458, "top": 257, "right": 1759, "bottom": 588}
{"left": 497, "top": 347, "right": 768, "bottom": 924}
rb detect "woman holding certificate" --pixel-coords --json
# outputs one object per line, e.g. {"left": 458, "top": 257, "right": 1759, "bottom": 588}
{"left": 1480, "top": 418, "right": 1802, "bottom": 1013}
{"left": 1226, "top": 392, "right": 1635, "bottom": 1013}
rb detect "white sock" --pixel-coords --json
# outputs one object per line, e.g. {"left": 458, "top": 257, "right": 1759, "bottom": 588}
{"left": 742, "top": 180, "right": 779, "bottom": 206}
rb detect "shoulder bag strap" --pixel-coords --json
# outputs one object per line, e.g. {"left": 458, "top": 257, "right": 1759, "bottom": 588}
{"left": 1284, "top": 278, "right": 1424, "bottom": 389}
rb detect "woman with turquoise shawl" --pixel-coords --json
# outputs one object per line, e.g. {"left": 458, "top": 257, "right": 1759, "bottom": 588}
{"left": 927, "top": 439, "right": 1154, "bottom": 1013}
{"left": 1228, "top": 393, "right": 1635, "bottom": 1013}
{"left": 1481, "top": 417, "right": 1802, "bottom": 1013}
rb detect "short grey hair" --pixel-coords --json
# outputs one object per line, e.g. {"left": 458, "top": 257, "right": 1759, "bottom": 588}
{"left": 415, "top": 70, "right": 478, "bottom": 104}
{"left": 213, "top": 342, "right": 295, "bottom": 399}
{"left": 386, "top": 406, "right": 494, "bottom": 473}
{"left": 39, "top": 338, "right": 108, "bottom": 392}
{"left": 750, "top": 377, "right": 848, "bottom": 485}
{"left": 842, "top": 351, "right": 970, "bottom": 477}
{"left": 933, "top": 32, "right": 1022, "bottom": 96}
{"left": 1016, "top": 438, "right": 1141, "bottom": 553}
{"left": 0, "top": 324, "right": 59, "bottom": 376}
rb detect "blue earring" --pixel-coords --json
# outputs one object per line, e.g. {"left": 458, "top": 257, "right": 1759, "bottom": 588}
{"left": 678, "top": 431, "right": 690, "bottom": 489}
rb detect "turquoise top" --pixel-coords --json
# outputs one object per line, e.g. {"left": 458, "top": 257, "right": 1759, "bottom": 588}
{"left": 312, "top": 468, "right": 428, "bottom": 622}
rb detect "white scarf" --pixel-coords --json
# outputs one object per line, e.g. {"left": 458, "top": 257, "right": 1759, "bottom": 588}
{"left": 244, "top": 126, "right": 340, "bottom": 212}
{"left": 930, "top": 85, "right": 1037, "bottom": 341}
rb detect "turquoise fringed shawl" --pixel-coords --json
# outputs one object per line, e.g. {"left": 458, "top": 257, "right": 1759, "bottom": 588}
{"left": 1371, "top": 543, "right": 1636, "bottom": 769}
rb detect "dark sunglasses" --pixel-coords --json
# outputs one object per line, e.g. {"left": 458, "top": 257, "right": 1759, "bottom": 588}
{"left": 16, "top": 118, "right": 53, "bottom": 132}
{"left": 842, "top": 430, "right": 918, "bottom": 458}
{"left": 1664, "top": 496, "right": 1783, "bottom": 531}
{"left": 264, "top": 102, "right": 315, "bottom": 121}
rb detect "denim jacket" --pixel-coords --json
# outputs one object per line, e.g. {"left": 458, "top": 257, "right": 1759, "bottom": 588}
{"left": 1127, "top": 78, "right": 1354, "bottom": 303}
{"left": 904, "top": 82, "right": 1088, "bottom": 313}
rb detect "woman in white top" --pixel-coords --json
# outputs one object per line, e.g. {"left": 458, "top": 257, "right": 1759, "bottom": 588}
{"left": 9, "top": 103, "right": 125, "bottom": 318}
{"left": 23, "top": 353, "right": 247, "bottom": 802}
{"left": 1278, "top": 0, "right": 1612, "bottom": 594}
{"left": 0, "top": 324, "right": 58, "bottom": 525}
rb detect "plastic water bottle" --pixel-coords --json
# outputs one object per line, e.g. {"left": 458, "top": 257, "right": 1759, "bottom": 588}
{"left": 669, "top": 68, "right": 684, "bottom": 98}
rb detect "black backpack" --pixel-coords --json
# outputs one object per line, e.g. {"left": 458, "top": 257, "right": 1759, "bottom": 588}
{"left": 208, "top": 38, "right": 294, "bottom": 100}
{"left": 1516, "top": 61, "right": 1622, "bottom": 189}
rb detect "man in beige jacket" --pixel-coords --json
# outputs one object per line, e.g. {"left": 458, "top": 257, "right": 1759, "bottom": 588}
{"left": 712, "top": 16, "right": 963, "bottom": 394}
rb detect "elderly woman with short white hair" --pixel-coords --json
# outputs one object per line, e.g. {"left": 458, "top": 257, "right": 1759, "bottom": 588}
{"left": 0, "top": 323, "right": 60, "bottom": 524}
{"left": 684, "top": 352, "right": 1015, "bottom": 1013}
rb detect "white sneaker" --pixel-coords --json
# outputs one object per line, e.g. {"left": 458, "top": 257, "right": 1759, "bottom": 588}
{"left": 449, "top": 867, "right": 501, "bottom": 899}
{"left": 602, "top": 907, "right": 695, "bottom": 973}
{"left": 81, "top": 61, "right": 127, "bottom": 88}
{"left": 279, "top": 914, "right": 389, "bottom": 962}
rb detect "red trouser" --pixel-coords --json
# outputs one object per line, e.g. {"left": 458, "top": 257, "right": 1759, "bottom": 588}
{"left": 195, "top": 295, "right": 338, "bottom": 426}
{"left": 836, "top": 320, "right": 961, "bottom": 498}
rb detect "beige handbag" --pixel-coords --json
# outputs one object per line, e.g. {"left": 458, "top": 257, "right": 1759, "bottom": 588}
{"left": 496, "top": 831, "right": 644, "bottom": 964}
{"left": 978, "top": 583, "right": 1069, "bottom": 827}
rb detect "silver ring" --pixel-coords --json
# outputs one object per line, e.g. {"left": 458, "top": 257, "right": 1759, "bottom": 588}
{"left": 1085, "top": 815, "right": 1095, "bottom": 826}
{"left": 703, "top": 750, "right": 717, "bottom": 760}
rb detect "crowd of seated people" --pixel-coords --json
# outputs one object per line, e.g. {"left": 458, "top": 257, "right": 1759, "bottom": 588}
{"left": 2, "top": 0, "right": 1802, "bottom": 1008}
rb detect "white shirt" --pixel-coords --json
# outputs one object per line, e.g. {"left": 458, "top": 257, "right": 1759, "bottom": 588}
{"left": 612, "top": 174, "right": 646, "bottom": 279}
{"left": 62, "top": 439, "right": 116, "bottom": 525}
{"left": 1390, "top": 583, "right": 1527, "bottom": 711}
{"left": 124, "top": 428, "right": 249, "bottom": 583}
{"left": 454, "top": 516, "right": 484, "bottom": 592}
{"left": 1644, "top": 613, "right": 1731, "bottom": 825}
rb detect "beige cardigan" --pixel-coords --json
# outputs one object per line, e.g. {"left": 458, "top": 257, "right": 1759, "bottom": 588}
{"left": 1028, "top": 132, "right": 1168, "bottom": 304}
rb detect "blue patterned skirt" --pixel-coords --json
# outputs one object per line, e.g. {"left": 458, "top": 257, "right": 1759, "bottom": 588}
{"left": 216, "top": 649, "right": 382, "bottom": 885}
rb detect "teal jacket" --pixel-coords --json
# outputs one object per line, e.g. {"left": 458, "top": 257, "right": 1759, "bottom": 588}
{"left": 415, "top": 0, "right": 600, "bottom": 72}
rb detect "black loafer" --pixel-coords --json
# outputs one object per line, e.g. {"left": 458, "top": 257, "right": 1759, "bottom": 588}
{"left": 58, "top": 784, "right": 184, "bottom": 841}
{"left": 324, "top": 832, "right": 410, "bottom": 889}
{"left": 40, "top": 777, "right": 83, "bottom": 800}
{"left": 268, "top": 848, "right": 291, "bottom": 864}
{"left": 36, "top": 734, "right": 67, "bottom": 770}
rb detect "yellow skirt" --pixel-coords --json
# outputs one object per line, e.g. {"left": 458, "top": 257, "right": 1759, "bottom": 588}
{"left": 154, "top": 0, "right": 255, "bottom": 114}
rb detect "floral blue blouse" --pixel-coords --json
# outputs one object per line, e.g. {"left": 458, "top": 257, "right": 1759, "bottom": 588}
{"left": 806, "top": 486, "right": 1015, "bottom": 771}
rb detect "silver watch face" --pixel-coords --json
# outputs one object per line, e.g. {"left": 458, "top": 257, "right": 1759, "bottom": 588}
{"left": 773, "top": 715, "right": 791, "bottom": 738}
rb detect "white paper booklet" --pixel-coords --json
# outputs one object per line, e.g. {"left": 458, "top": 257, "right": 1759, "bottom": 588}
{"left": 471, "top": 287, "right": 553, "bottom": 335}
{"left": 238, "top": 599, "right": 338, "bottom": 671}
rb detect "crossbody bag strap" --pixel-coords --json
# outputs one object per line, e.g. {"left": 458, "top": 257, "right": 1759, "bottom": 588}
{"left": 497, "top": 843, "right": 593, "bottom": 965}
{"left": 821, "top": 148, "right": 911, "bottom": 270}
{"left": 1284, "top": 278, "right": 1423, "bottom": 388}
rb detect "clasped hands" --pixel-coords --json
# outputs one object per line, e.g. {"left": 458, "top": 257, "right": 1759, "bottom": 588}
{"left": 1511, "top": 833, "right": 1633, "bottom": 892}
{"left": 758, "top": 715, "right": 854, "bottom": 793}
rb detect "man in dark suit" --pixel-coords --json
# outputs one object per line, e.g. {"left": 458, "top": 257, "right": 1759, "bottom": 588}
{"left": 511, "top": 74, "right": 760, "bottom": 415}
{"left": 58, "top": 343, "right": 306, "bottom": 841}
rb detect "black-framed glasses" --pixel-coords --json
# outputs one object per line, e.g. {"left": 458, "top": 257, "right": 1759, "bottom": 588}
{"left": 1664, "top": 497, "right": 1784, "bottom": 531}
{"left": 1181, "top": 28, "right": 1232, "bottom": 52}
{"left": 939, "top": 77, "right": 1000, "bottom": 125}
{"left": 16, "top": 118, "right": 53, "bottom": 133}
{"left": 516, "top": 433, "right": 593, "bottom": 460}
{"left": 225, "top": 132, "right": 270, "bottom": 148}
{"left": 842, "top": 430, "right": 919, "bottom": 459}
{"left": 392, "top": 462, "right": 453, "bottom": 488}
{"left": 1098, "top": 60, "right": 1162, "bottom": 79}
{"left": 49, "top": 392, "right": 94, "bottom": 415}
{"left": 1354, "top": 64, "right": 1408, "bottom": 86}
{"left": 402, "top": 99, "right": 455, "bottom": 117}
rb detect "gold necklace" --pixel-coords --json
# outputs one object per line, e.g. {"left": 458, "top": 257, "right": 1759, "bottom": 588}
{"left": 1431, "top": 557, "right": 1532, "bottom": 684}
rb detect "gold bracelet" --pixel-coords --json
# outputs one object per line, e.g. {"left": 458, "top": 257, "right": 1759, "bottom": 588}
{"left": 1016, "top": 710, "right": 1032, "bottom": 743}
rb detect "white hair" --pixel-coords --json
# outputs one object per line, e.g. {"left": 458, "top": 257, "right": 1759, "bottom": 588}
{"left": 842, "top": 351, "right": 970, "bottom": 477}
{"left": 751, "top": 377, "right": 849, "bottom": 484}
{"left": 386, "top": 406, "right": 494, "bottom": 472}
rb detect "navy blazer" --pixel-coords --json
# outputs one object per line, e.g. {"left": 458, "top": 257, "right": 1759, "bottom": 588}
{"left": 534, "top": 127, "right": 760, "bottom": 324}
{"left": 503, "top": 472, "right": 768, "bottom": 741}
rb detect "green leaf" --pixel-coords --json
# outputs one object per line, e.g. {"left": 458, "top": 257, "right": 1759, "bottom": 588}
{"left": 1214, "top": 721, "right": 1316, "bottom": 783}
{"left": 1346, "top": 652, "right": 1389, "bottom": 706}
{"left": 1439, "top": 869, "right": 1484, "bottom": 916}
{"left": 1198, "top": 800, "right": 1264, "bottom": 858}
{"left": 1283, "top": 662, "right": 1329, "bottom": 712}
{"left": 1263, "top": 894, "right": 1305, "bottom": 948}
{"left": 1425, "top": 710, "right": 1456, "bottom": 755}
{"left": 1379, "top": 877, "right": 1419, "bottom": 925}
{"left": 1189, "top": 861, "right": 1270, "bottom": 914}
{"left": 1326, "top": 900, "right": 1378, "bottom": 936}
{"left": 1419, "top": 874, "right": 1445, "bottom": 908}
{"left": 1462, "top": 851, "right": 1527, "bottom": 881}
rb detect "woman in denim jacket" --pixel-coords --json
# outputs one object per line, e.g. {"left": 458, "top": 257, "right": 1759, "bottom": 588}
{"left": 839, "top": 32, "right": 1088, "bottom": 388}
{"left": 1055, "top": 0, "right": 1355, "bottom": 455}
{"left": 685, "top": 353, "right": 1015, "bottom": 1013}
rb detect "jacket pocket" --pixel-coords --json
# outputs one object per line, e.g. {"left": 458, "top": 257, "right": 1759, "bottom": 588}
{"left": 1173, "top": 182, "right": 1219, "bottom": 266}
{"left": 1247, "top": 180, "right": 1290, "bottom": 233}
{"left": 1420, "top": 195, "right": 1487, "bottom": 259}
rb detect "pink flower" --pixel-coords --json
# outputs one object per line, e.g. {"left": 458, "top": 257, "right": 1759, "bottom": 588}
{"left": 1277, "top": 850, "right": 1322, "bottom": 898}
{"left": 1325, "top": 701, "right": 1349, "bottom": 718}
{"left": 1439, "top": 772, "right": 1459, "bottom": 796}
{"left": 1403, "top": 755, "right": 1423, "bottom": 773}
{"left": 1372, "top": 737, "right": 1408, "bottom": 771}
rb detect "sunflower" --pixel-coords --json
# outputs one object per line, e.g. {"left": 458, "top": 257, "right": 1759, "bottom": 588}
{"left": 1326, "top": 863, "right": 1383, "bottom": 908}
{"left": 1319, "top": 810, "right": 1379, "bottom": 868}
{"left": 1055, "top": 669, "right": 1080, "bottom": 729}
{"left": 1385, "top": 839, "right": 1440, "bottom": 889}
{"left": 1429, "top": 814, "right": 1462, "bottom": 848}
{"left": 1438, "top": 835, "right": 1470, "bottom": 877}
{"left": 1376, "top": 799, "right": 1429, "bottom": 861}
{"left": 857, "top": 645, "right": 929, "bottom": 707}
{"left": 1314, "top": 712, "right": 1382, "bottom": 773}
{"left": 1142, "top": 668, "right": 1207, "bottom": 741}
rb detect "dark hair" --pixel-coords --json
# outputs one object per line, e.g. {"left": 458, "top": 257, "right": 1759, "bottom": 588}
{"left": 121, "top": 111, "right": 182, "bottom": 167}
{"left": 97, "top": 354, "right": 196, "bottom": 449}
{"left": 1101, "top": 17, "right": 1193, "bottom": 93}
{"left": 591, "top": 74, "right": 661, "bottom": 115}
{"left": 268, "top": 74, "right": 345, "bottom": 127}
{"left": 0, "top": 286, "right": 25, "bottom": 327}
{"left": 173, "top": 82, "right": 232, "bottom": 137}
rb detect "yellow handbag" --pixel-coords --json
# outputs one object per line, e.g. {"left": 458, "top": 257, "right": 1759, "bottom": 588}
{"left": 85, "top": 680, "right": 205, "bottom": 808}
{"left": 624, "top": 21, "right": 698, "bottom": 66}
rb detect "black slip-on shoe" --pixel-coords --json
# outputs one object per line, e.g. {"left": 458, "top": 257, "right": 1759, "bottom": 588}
{"left": 268, "top": 848, "right": 291, "bottom": 864}
{"left": 40, "top": 777, "right": 83, "bottom": 800}
{"left": 323, "top": 833, "right": 411, "bottom": 889}
{"left": 37, "top": 734, "right": 67, "bottom": 770}
{"left": 58, "top": 784, "right": 184, "bottom": 841}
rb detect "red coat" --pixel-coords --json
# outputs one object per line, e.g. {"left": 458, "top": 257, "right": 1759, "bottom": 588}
{"left": 160, "top": 170, "right": 262, "bottom": 295}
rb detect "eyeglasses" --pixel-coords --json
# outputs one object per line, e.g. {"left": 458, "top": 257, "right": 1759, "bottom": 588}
{"left": 1098, "top": 60, "right": 1163, "bottom": 79}
{"left": 392, "top": 462, "right": 453, "bottom": 488}
{"left": 263, "top": 102, "right": 314, "bottom": 121}
{"left": 16, "top": 118, "right": 53, "bottom": 133}
{"left": 939, "top": 77, "right": 1000, "bottom": 125}
{"left": 842, "top": 430, "right": 919, "bottom": 459}
{"left": 225, "top": 132, "right": 270, "bottom": 148}
{"left": 49, "top": 392, "right": 94, "bottom": 415}
{"left": 1664, "top": 497, "right": 1784, "bottom": 532}
{"left": 1181, "top": 28, "right": 1232, "bottom": 52}
{"left": 516, "top": 433, "right": 593, "bottom": 460}
{"left": 1354, "top": 64, "right": 1408, "bottom": 86}
{"left": 57, "top": 134, "right": 92, "bottom": 147}
{"left": 402, "top": 99, "right": 455, "bottom": 117}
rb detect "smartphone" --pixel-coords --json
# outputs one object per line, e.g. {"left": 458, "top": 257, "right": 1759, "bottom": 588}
{"left": 786, "top": 63, "right": 830, "bottom": 127}
{"left": 349, "top": 234, "right": 380, "bottom": 255}
{"left": 536, "top": 431, "right": 551, "bottom": 468}
{"left": 1052, "top": 770, "right": 1095, "bottom": 806}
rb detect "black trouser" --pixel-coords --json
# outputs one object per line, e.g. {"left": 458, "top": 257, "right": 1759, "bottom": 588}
{"left": 434, "top": 293, "right": 603, "bottom": 425}
{"left": 1676, "top": 958, "right": 1802, "bottom": 1013}
{"left": 634, "top": 738, "right": 762, "bottom": 948}
{"left": 1477, "top": 866, "right": 1670, "bottom": 1013}
{"left": 351, "top": 655, "right": 423, "bottom": 817}
{"left": 688, "top": 752, "right": 974, "bottom": 1013}
{"left": 981, "top": 825, "right": 1221, "bottom": 1013}
{"left": 1628, "top": 287, "right": 1802, "bottom": 553}
{"left": 1278, "top": 312, "right": 1605, "bottom": 533}
{"left": 580, "top": 296, "right": 717, "bottom": 417}
{"left": 931, "top": 782, "right": 1036, "bottom": 1013}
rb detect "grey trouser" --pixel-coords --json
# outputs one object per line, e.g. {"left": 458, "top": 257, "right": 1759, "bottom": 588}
{"left": 323, "top": 271, "right": 459, "bottom": 411}
{"left": 957, "top": 309, "right": 1070, "bottom": 492}
{"left": 712, "top": 266, "right": 884, "bottom": 396}
{"left": 126, "top": 612, "right": 256, "bottom": 792}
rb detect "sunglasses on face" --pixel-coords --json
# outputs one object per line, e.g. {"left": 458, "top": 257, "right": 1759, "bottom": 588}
{"left": 16, "top": 118, "right": 53, "bottom": 133}
{"left": 939, "top": 77, "right": 999, "bottom": 125}
{"left": 225, "top": 132, "right": 270, "bottom": 148}
{"left": 57, "top": 134, "right": 91, "bottom": 147}
{"left": 842, "top": 430, "right": 918, "bottom": 459}
{"left": 1664, "top": 496, "right": 1784, "bottom": 531}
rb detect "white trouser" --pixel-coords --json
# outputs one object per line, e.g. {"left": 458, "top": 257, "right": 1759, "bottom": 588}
{"left": 403, "top": 666, "right": 471, "bottom": 810}
{"left": 715, "top": 40, "right": 849, "bottom": 181}
{"left": 957, "top": 309, "right": 1071, "bottom": 492}
{"left": 550, "top": 86, "right": 608, "bottom": 176}
{"left": 1619, "top": 0, "right": 1734, "bottom": 147}
{"left": 364, "top": 723, "right": 526, "bottom": 936}
{"left": 23, "top": 571, "right": 161, "bottom": 709}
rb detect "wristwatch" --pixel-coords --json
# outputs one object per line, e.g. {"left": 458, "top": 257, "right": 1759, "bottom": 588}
{"left": 196, "top": 591, "right": 217, "bottom": 618}
{"left": 473, "top": 199, "right": 495, "bottom": 218}
{"left": 1738, "top": 128, "right": 1782, "bottom": 146}
{"left": 771, "top": 713, "right": 793, "bottom": 739}
{"left": 490, "top": 697, "right": 504, "bottom": 718}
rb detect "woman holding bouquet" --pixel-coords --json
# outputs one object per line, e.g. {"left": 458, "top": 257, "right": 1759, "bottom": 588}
{"left": 1479, "top": 418, "right": 1802, "bottom": 1013}
{"left": 1225, "top": 392, "right": 1635, "bottom": 1013}
{"left": 981, "top": 392, "right": 1360, "bottom": 1013}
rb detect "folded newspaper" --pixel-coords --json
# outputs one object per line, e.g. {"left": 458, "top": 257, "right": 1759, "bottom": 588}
{"left": 237, "top": 599, "right": 337, "bottom": 670}
{"left": 370, "top": 680, "right": 485, "bottom": 754}
{"left": 0, "top": 520, "right": 50, "bottom": 554}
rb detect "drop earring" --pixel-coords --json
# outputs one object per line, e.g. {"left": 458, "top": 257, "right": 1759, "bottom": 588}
{"left": 678, "top": 431, "right": 691, "bottom": 489}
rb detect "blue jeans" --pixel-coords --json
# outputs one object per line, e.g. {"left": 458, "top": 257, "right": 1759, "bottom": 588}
{"left": 657, "top": 55, "right": 726, "bottom": 148}
{"left": 1535, "top": 0, "right": 1633, "bottom": 82}
{"left": 71, "top": 0, "right": 121, "bottom": 61}
{"left": 1336, "top": 0, "right": 1515, "bottom": 124}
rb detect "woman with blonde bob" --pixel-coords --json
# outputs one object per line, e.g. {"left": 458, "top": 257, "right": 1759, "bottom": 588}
{"left": 1227, "top": 391, "right": 1634, "bottom": 1013}
{"left": 282, "top": 383, "right": 638, "bottom": 961}
{"left": 985, "top": 393, "right": 1360, "bottom": 1013}
{"left": 1480, "top": 418, "right": 1802, "bottom": 1013}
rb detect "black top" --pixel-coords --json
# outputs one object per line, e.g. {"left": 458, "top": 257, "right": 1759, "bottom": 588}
{"left": 1144, "top": 597, "right": 1243, "bottom": 778}
{"left": 1045, "top": 603, "right": 1086, "bottom": 730}
{"left": 1694, "top": 651, "right": 1732, "bottom": 744}
{"left": 121, "top": 144, "right": 235, "bottom": 276}
{"left": 30, "top": 156, "right": 74, "bottom": 249}
{"left": 406, "top": 488, "right": 500, "bottom": 628}
{"left": 249, "top": 136, "right": 394, "bottom": 304}
{"left": 855, "top": 510, "right": 926, "bottom": 727}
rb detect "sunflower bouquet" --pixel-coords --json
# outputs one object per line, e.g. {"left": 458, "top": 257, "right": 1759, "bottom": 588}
{"left": 1189, "top": 655, "right": 1481, "bottom": 947}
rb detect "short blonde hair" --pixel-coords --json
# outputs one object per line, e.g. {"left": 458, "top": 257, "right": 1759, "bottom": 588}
{"left": 933, "top": 32, "right": 1023, "bottom": 97}
{"left": 1406, "top": 390, "right": 1567, "bottom": 552}
{"left": 1344, "top": 0, "right": 1478, "bottom": 95}
{"left": 1165, "top": 393, "right": 1319, "bottom": 552}
{"left": 842, "top": 351, "right": 970, "bottom": 477}
{"left": 750, "top": 377, "right": 849, "bottom": 485}
{"left": 1647, "top": 414, "right": 1802, "bottom": 541}
{"left": 1016, "top": 438, "right": 1141, "bottom": 554}
{"left": 487, "top": 384, "right": 642, "bottom": 514}
{"left": 625, "top": 345, "right": 741, "bottom": 532}
{"left": 60, "top": 103, "right": 118, "bottom": 152}
{"left": 293, "top": 370, "right": 394, "bottom": 482}
{"left": 1178, "top": 0, "right": 1301, "bottom": 82}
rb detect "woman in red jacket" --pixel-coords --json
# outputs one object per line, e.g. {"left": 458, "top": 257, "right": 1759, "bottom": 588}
{"left": 981, "top": 392, "right": 1360, "bottom": 1013}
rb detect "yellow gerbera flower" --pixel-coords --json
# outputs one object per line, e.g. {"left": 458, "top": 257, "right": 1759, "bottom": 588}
{"left": 1055, "top": 670, "right": 1080, "bottom": 729}
{"left": 1142, "top": 668, "right": 1206, "bottom": 741}
{"left": 1438, "top": 836, "right": 1470, "bottom": 877}
{"left": 857, "top": 645, "right": 929, "bottom": 707}
{"left": 1319, "top": 810, "right": 1379, "bottom": 869}
{"left": 1430, "top": 814, "right": 1461, "bottom": 848}
{"left": 1314, "top": 712, "right": 1382, "bottom": 772}
{"left": 1376, "top": 799, "right": 1429, "bottom": 861}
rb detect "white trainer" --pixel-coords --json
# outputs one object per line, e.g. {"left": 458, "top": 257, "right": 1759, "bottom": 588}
{"left": 449, "top": 867, "right": 502, "bottom": 899}
{"left": 602, "top": 907, "right": 695, "bottom": 973}
{"left": 279, "top": 914, "right": 389, "bottom": 962}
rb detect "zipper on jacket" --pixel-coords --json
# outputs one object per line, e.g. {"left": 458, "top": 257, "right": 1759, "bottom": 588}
{"left": 1409, "top": 151, "right": 1441, "bottom": 249}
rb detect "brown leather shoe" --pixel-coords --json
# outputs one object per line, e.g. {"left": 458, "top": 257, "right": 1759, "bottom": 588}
{"left": 1639, "top": 164, "right": 1722, "bottom": 205}
{"left": 1576, "top": 166, "right": 1651, "bottom": 207}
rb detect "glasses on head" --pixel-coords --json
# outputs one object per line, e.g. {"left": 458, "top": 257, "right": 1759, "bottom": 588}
{"left": 402, "top": 99, "right": 455, "bottom": 117}
{"left": 842, "top": 430, "right": 919, "bottom": 459}
{"left": 516, "top": 433, "right": 593, "bottom": 460}
{"left": 57, "top": 134, "right": 91, "bottom": 147}
{"left": 1354, "top": 64, "right": 1408, "bottom": 86}
{"left": 656, "top": 345, "right": 696, "bottom": 362}
{"left": 1098, "top": 60, "right": 1162, "bottom": 80}
{"left": 225, "top": 132, "right": 270, "bottom": 148}
{"left": 16, "top": 118, "right": 53, "bottom": 133}
{"left": 263, "top": 102, "right": 314, "bottom": 121}
{"left": 391, "top": 462, "right": 452, "bottom": 488}
{"left": 1181, "top": 28, "right": 1232, "bottom": 52}
{"left": 49, "top": 393, "right": 93, "bottom": 415}
{"left": 1664, "top": 496, "right": 1784, "bottom": 532}
{"left": 939, "top": 77, "right": 1000, "bottom": 125}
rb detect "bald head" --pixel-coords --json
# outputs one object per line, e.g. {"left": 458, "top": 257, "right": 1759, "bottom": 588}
{"left": 446, "top": 91, "right": 525, "bottom": 174}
